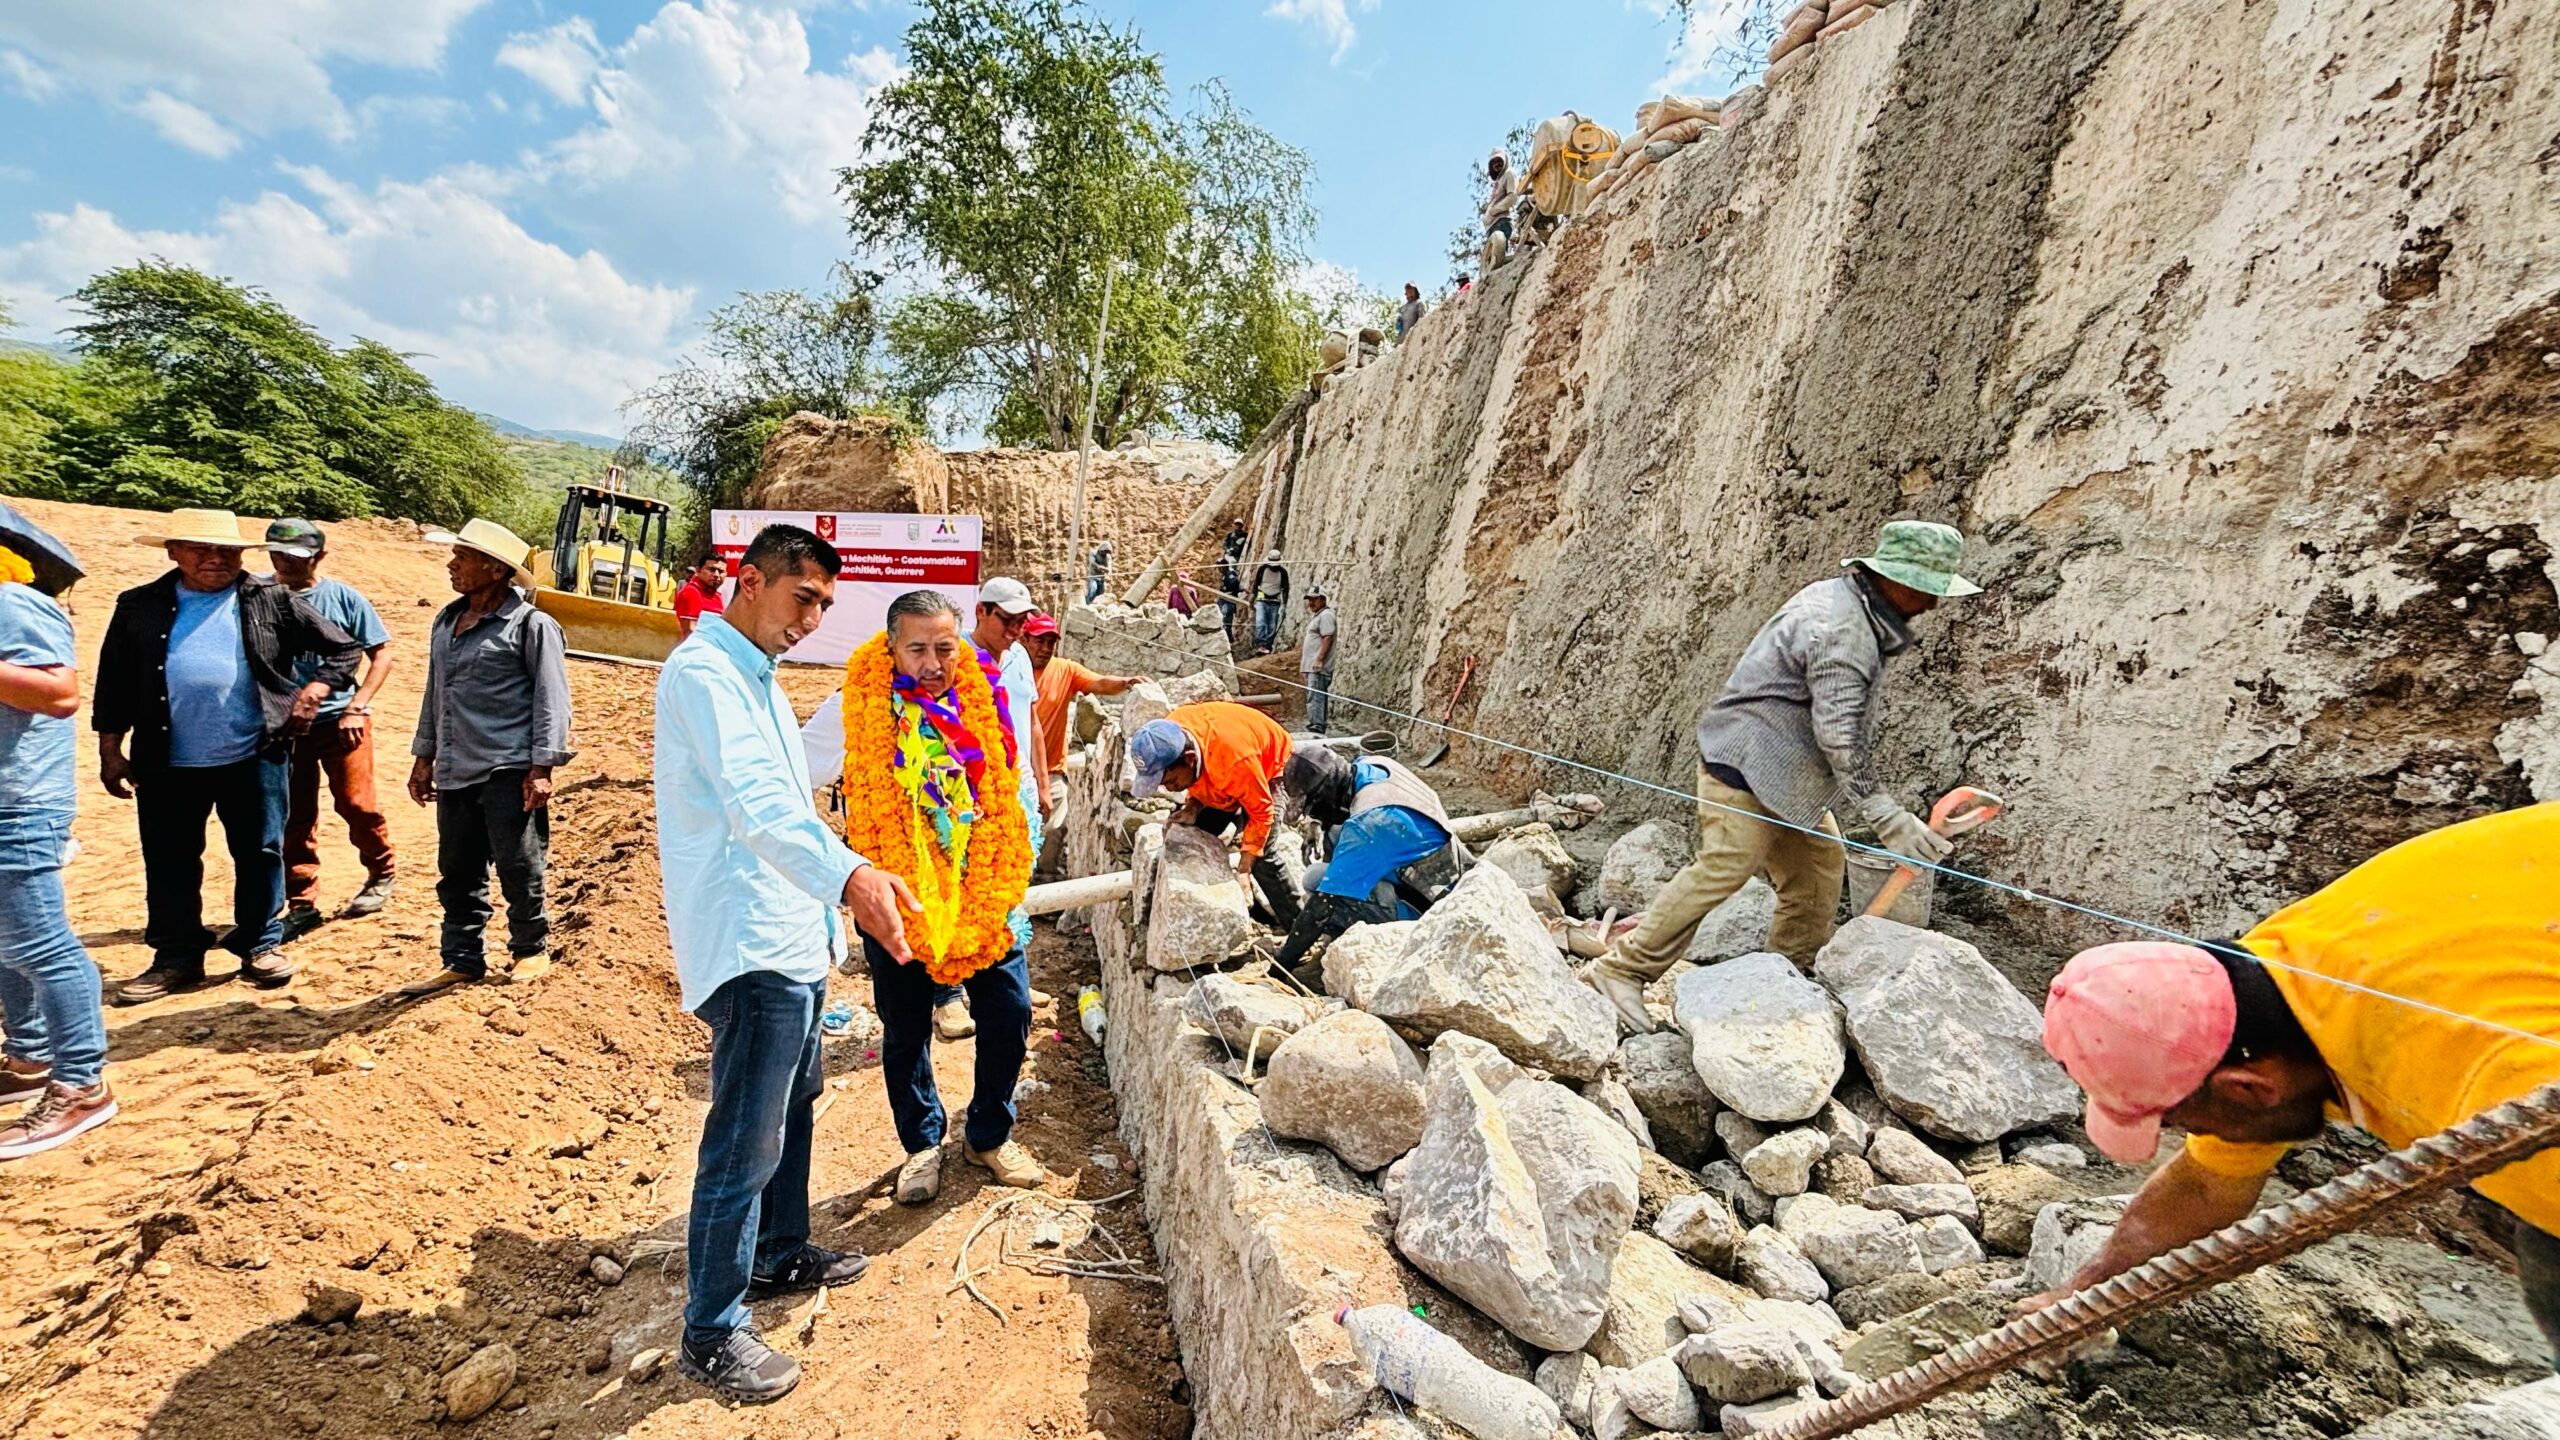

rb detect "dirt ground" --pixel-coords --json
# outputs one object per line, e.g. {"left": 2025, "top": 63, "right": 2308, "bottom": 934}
{"left": 0, "top": 498, "right": 1189, "bottom": 1440}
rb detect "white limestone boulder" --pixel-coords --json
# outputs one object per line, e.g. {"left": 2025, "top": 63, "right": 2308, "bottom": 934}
{"left": 1653, "top": 1192, "right": 1745, "bottom": 1269}
{"left": 1362, "top": 863, "right": 1619, "bottom": 1080}
{"left": 1866, "top": 1127, "right": 1966, "bottom": 1188}
{"left": 1320, "top": 920, "right": 1416, "bottom": 1009}
{"left": 1741, "top": 1129, "right": 1830, "bottom": 1198}
{"left": 1182, "top": 972, "right": 1328, "bottom": 1049}
{"left": 1673, "top": 953, "right": 1846, "bottom": 1123}
{"left": 1477, "top": 822, "right": 1579, "bottom": 902}
{"left": 1675, "top": 1321, "right": 1810, "bottom": 1404}
{"left": 1258, "top": 1010, "right": 1427, "bottom": 1173}
{"left": 1146, "top": 823, "right": 1250, "bottom": 970}
{"left": 1813, "top": 917, "right": 2079, "bottom": 1142}
{"left": 1736, "top": 1225, "right": 1829, "bottom": 1304}
{"left": 1788, "top": 1202, "right": 1928, "bottom": 1291}
{"left": 1592, "top": 819, "right": 1690, "bottom": 915}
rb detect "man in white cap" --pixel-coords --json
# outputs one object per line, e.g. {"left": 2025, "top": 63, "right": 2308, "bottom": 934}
{"left": 404, "top": 519, "right": 574, "bottom": 995}
{"left": 934, "top": 576, "right": 1044, "bottom": 1041}
{"left": 92, "top": 510, "right": 364, "bottom": 1003}
{"left": 1299, "top": 584, "right": 1337, "bottom": 734}
{"left": 1589, "top": 519, "right": 1982, "bottom": 1031}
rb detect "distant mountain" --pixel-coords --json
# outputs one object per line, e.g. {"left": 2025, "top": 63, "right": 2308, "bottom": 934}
{"left": 472, "top": 411, "right": 626, "bottom": 452}
{"left": 0, "top": 336, "right": 75, "bottom": 362}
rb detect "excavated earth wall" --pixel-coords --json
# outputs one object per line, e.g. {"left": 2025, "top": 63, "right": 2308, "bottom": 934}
{"left": 1274, "top": 0, "right": 2560, "bottom": 946}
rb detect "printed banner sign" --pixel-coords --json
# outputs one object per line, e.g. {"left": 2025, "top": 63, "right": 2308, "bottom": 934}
{"left": 708, "top": 510, "right": 983, "bottom": 665}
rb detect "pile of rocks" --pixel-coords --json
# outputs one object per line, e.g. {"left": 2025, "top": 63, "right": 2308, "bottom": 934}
{"left": 1062, "top": 599, "right": 1232, "bottom": 681}
{"left": 1058, "top": 684, "right": 2139, "bottom": 1439}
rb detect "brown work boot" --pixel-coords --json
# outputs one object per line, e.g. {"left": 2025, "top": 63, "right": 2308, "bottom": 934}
{"left": 1587, "top": 956, "right": 1657, "bottom": 1035}
{"left": 932, "top": 996, "right": 976, "bottom": 1041}
{"left": 241, "top": 948, "right": 299, "bottom": 989}
{"left": 398, "top": 966, "right": 480, "bottom": 998}
{"left": 0, "top": 1080, "right": 117, "bottom": 1161}
{"left": 963, "top": 1139, "right": 1047, "bottom": 1189}
{"left": 114, "top": 959, "right": 212, "bottom": 1006}
{"left": 894, "top": 1146, "right": 944, "bottom": 1206}
{"left": 0, "top": 1057, "right": 50, "bottom": 1106}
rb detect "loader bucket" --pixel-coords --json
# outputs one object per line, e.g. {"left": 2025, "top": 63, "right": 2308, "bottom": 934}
{"left": 533, "top": 588, "right": 684, "bottom": 666}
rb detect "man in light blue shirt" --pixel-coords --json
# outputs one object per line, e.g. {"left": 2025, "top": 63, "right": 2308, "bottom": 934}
{"left": 654, "top": 523, "right": 914, "bottom": 1406}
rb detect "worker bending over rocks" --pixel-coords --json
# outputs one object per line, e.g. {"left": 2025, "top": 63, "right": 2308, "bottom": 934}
{"left": 1130, "top": 700, "right": 1297, "bottom": 923}
{"left": 1591, "top": 520, "right": 1982, "bottom": 1031}
{"left": 2031, "top": 804, "right": 2560, "bottom": 1359}
{"left": 1270, "top": 742, "right": 1464, "bottom": 984}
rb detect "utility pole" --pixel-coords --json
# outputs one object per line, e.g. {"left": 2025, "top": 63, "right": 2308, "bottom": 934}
{"left": 1069, "top": 257, "right": 1117, "bottom": 606}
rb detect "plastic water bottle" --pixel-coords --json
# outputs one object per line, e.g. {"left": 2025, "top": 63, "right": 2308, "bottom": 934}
{"left": 1078, "top": 986, "right": 1107, "bottom": 1043}
{"left": 1336, "top": 1305, "right": 1562, "bottom": 1440}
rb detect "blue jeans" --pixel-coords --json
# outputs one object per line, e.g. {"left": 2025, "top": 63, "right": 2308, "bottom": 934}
{"left": 0, "top": 811, "right": 106, "bottom": 1088}
{"left": 1304, "top": 669, "right": 1334, "bottom": 733}
{"left": 1254, "top": 599, "right": 1281, "bottom": 652}
{"left": 866, "top": 937, "right": 1030, "bottom": 1154}
{"left": 684, "top": 969, "right": 824, "bottom": 1350}
{"left": 137, "top": 755, "right": 287, "bottom": 966}
{"left": 1085, "top": 577, "right": 1105, "bottom": 603}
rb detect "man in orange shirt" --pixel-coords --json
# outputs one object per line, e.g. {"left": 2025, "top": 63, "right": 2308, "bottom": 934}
{"left": 1130, "top": 700, "right": 1298, "bottom": 923}
{"left": 1022, "top": 614, "right": 1139, "bottom": 807}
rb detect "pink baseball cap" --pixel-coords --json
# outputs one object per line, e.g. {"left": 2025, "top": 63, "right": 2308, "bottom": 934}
{"left": 2043, "top": 942, "right": 2238, "bottom": 1163}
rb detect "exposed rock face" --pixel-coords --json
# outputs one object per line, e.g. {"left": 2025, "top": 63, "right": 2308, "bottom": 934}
{"left": 1363, "top": 863, "right": 1619, "bottom": 1079}
{"left": 1814, "top": 918, "right": 2080, "bottom": 1142}
{"left": 1593, "top": 820, "right": 1689, "bottom": 914}
{"left": 1258, "top": 1010, "right": 1427, "bottom": 1173}
{"left": 1674, "top": 954, "right": 1846, "bottom": 1123}
{"left": 1146, "top": 824, "right": 1250, "bottom": 970}
{"left": 1615, "top": 1030, "right": 1720, "bottom": 1168}
{"left": 747, "top": 412, "right": 950, "bottom": 512}
{"left": 1392, "top": 1060, "right": 1640, "bottom": 1351}
{"left": 1477, "top": 822, "right": 1580, "bottom": 901}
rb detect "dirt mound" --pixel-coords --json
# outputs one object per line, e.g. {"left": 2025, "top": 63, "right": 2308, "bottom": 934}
{"left": 0, "top": 500, "right": 1185, "bottom": 1440}
{"left": 749, "top": 412, "right": 951, "bottom": 515}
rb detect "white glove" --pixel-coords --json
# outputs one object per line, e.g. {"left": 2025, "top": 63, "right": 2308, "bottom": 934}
{"left": 1874, "top": 807, "right": 1954, "bottom": 865}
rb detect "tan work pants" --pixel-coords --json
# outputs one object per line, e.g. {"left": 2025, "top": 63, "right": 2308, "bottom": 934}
{"left": 1605, "top": 768, "right": 1845, "bottom": 977}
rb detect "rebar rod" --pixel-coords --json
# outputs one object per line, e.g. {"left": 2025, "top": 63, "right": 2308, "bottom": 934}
{"left": 1761, "top": 1080, "right": 2560, "bottom": 1440}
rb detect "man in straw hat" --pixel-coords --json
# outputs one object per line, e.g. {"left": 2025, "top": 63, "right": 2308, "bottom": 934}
{"left": 403, "top": 519, "right": 573, "bottom": 995}
{"left": 0, "top": 503, "right": 116, "bottom": 1159}
{"left": 1588, "top": 519, "right": 1982, "bottom": 1032}
{"left": 2027, "top": 804, "right": 2560, "bottom": 1359}
{"left": 92, "top": 509, "right": 364, "bottom": 1004}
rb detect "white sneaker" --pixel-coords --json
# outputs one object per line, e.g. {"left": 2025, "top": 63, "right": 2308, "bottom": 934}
{"left": 895, "top": 1147, "right": 943, "bottom": 1206}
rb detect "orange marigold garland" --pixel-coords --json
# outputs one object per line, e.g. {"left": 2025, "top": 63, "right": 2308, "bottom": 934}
{"left": 839, "top": 634, "right": 1032, "bottom": 985}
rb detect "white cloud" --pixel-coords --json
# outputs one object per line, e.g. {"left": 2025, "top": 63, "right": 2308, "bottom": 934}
{"left": 520, "top": 1, "right": 902, "bottom": 227}
{"left": 0, "top": 0, "right": 490, "bottom": 147}
{"left": 0, "top": 175, "right": 696, "bottom": 435}
{"left": 0, "top": 47, "right": 61, "bottom": 100}
{"left": 1653, "top": 0, "right": 1755, "bottom": 90}
{"left": 128, "top": 91, "right": 242, "bottom": 158}
{"left": 1265, "top": 0, "right": 1378, "bottom": 64}
{"left": 495, "top": 18, "right": 602, "bottom": 106}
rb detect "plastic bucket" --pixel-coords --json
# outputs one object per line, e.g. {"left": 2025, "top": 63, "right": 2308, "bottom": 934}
{"left": 1844, "top": 846, "right": 1933, "bottom": 927}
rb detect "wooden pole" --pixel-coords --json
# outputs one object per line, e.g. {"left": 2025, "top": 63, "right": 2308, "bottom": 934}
{"left": 1024, "top": 870, "right": 1134, "bottom": 916}
{"left": 1070, "top": 259, "right": 1118, "bottom": 598}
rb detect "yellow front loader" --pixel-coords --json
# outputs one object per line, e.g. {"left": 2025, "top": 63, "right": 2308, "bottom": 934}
{"left": 530, "top": 480, "right": 686, "bottom": 665}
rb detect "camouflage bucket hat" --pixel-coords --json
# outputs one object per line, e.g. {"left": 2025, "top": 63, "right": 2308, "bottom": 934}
{"left": 1844, "top": 520, "right": 1981, "bottom": 597}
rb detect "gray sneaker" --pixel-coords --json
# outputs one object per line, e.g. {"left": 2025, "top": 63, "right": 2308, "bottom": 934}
{"left": 342, "top": 872, "right": 395, "bottom": 918}
{"left": 677, "top": 1327, "right": 800, "bottom": 1404}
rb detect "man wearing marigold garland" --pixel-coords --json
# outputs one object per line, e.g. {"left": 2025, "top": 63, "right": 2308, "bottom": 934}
{"left": 840, "top": 588, "right": 1044, "bottom": 1204}
{"left": 656, "top": 524, "right": 916, "bottom": 1404}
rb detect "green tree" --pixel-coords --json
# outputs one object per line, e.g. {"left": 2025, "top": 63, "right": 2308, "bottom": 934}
{"left": 841, "top": 0, "right": 1320, "bottom": 450}
{"left": 625, "top": 264, "right": 905, "bottom": 533}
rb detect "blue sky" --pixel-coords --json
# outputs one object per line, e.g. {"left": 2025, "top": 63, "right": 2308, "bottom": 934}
{"left": 0, "top": 1, "right": 1747, "bottom": 437}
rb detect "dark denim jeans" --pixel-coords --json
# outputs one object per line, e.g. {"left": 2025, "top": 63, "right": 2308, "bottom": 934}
{"left": 136, "top": 755, "right": 287, "bottom": 967}
{"left": 435, "top": 772, "right": 549, "bottom": 975}
{"left": 865, "top": 937, "right": 1030, "bottom": 1154}
{"left": 1304, "top": 669, "right": 1334, "bottom": 734}
{"left": 1253, "top": 599, "right": 1281, "bottom": 652}
{"left": 683, "top": 969, "right": 824, "bottom": 1351}
{"left": 0, "top": 810, "right": 107, "bottom": 1088}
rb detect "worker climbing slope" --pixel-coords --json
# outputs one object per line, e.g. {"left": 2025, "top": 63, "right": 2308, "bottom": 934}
{"left": 2030, "top": 803, "right": 2560, "bottom": 1358}
{"left": 1270, "top": 742, "right": 1463, "bottom": 984}
{"left": 1590, "top": 520, "right": 1981, "bottom": 1031}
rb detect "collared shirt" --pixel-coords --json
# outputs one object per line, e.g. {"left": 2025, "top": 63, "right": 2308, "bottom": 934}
{"left": 2179, "top": 805, "right": 2560, "bottom": 1236}
{"left": 0, "top": 583, "right": 77, "bottom": 815}
{"left": 288, "top": 578, "right": 389, "bottom": 716}
{"left": 655, "top": 615, "right": 866, "bottom": 1013}
{"left": 1171, "top": 700, "right": 1293, "bottom": 857}
{"left": 1691, "top": 572, "right": 1913, "bottom": 829}
{"left": 166, "top": 583, "right": 264, "bottom": 767}
{"left": 412, "top": 590, "right": 574, "bottom": 789}
{"left": 672, "top": 576, "right": 726, "bottom": 626}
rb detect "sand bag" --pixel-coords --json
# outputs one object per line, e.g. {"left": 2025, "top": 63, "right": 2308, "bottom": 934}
{"left": 1644, "top": 139, "right": 1683, "bottom": 164}
{"left": 1819, "top": 3, "right": 1879, "bottom": 38}
{"left": 1653, "top": 93, "right": 1720, "bottom": 127}
{"left": 1768, "top": 12, "right": 1821, "bottom": 62}
{"left": 1634, "top": 101, "right": 1663, "bottom": 133}
{"left": 1318, "top": 331, "right": 1350, "bottom": 368}
{"left": 1768, "top": 41, "right": 1816, "bottom": 78}
{"left": 1653, "top": 117, "right": 1712, "bottom": 145}
{"left": 1787, "top": 0, "right": 1828, "bottom": 27}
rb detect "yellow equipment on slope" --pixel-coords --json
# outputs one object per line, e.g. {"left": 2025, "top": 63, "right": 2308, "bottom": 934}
{"left": 1526, "top": 112, "right": 1619, "bottom": 220}
{"left": 529, "top": 477, "right": 685, "bottom": 665}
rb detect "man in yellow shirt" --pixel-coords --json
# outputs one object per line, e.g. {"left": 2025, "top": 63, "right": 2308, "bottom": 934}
{"left": 2034, "top": 804, "right": 2560, "bottom": 1358}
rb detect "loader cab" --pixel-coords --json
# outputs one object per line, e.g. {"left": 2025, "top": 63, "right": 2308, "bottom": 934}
{"left": 550, "top": 478, "right": 674, "bottom": 609}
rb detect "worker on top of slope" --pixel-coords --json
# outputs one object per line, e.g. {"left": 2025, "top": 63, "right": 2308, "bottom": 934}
{"left": 1270, "top": 742, "right": 1464, "bottom": 985}
{"left": 2028, "top": 803, "right": 2560, "bottom": 1357}
{"left": 1130, "top": 700, "right": 1298, "bottom": 926}
{"left": 1588, "top": 520, "right": 1983, "bottom": 1032}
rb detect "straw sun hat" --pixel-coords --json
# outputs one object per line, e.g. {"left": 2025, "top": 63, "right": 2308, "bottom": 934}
{"left": 425, "top": 518, "right": 537, "bottom": 587}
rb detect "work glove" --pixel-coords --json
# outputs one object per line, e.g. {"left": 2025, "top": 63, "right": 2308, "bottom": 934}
{"left": 1874, "top": 807, "right": 1954, "bottom": 865}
